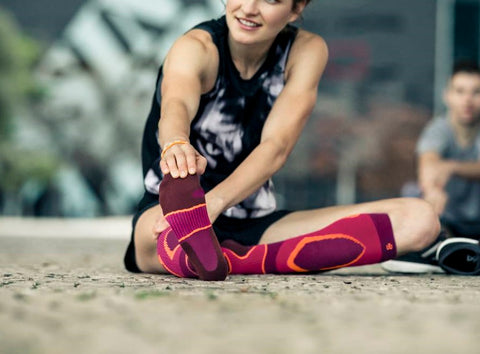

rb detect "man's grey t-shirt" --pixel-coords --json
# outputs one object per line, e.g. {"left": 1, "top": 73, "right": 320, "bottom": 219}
{"left": 416, "top": 116, "right": 480, "bottom": 224}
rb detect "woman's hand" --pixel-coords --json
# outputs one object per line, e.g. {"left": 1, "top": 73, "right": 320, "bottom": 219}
{"left": 152, "top": 206, "right": 170, "bottom": 240}
{"left": 160, "top": 141, "right": 207, "bottom": 178}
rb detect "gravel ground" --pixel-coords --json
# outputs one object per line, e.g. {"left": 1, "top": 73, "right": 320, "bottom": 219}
{"left": 1, "top": 230, "right": 479, "bottom": 354}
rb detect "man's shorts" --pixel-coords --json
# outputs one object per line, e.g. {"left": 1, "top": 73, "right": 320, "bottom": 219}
{"left": 123, "top": 191, "right": 292, "bottom": 273}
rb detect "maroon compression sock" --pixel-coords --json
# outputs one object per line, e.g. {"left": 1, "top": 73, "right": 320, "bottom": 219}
{"left": 157, "top": 213, "right": 396, "bottom": 277}
{"left": 222, "top": 213, "right": 397, "bottom": 274}
{"left": 157, "top": 226, "right": 198, "bottom": 278}
{"left": 159, "top": 174, "right": 228, "bottom": 281}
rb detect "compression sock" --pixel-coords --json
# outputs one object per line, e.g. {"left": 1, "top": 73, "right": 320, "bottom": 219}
{"left": 159, "top": 174, "right": 228, "bottom": 281}
{"left": 157, "top": 213, "right": 396, "bottom": 277}
{"left": 157, "top": 226, "right": 197, "bottom": 278}
{"left": 221, "top": 213, "right": 397, "bottom": 274}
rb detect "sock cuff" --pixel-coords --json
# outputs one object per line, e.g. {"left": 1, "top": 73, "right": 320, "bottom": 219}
{"left": 165, "top": 204, "right": 212, "bottom": 243}
{"left": 370, "top": 213, "right": 397, "bottom": 261}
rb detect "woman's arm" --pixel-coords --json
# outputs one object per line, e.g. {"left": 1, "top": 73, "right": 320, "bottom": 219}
{"left": 158, "top": 30, "right": 218, "bottom": 178}
{"left": 206, "top": 31, "right": 329, "bottom": 220}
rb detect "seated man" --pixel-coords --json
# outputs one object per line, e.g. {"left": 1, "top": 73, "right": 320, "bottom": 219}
{"left": 383, "top": 61, "right": 480, "bottom": 275}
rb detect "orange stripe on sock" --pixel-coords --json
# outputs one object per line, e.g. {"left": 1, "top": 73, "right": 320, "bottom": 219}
{"left": 157, "top": 255, "right": 183, "bottom": 278}
{"left": 286, "top": 233, "right": 366, "bottom": 272}
{"left": 184, "top": 254, "right": 197, "bottom": 275}
{"left": 226, "top": 245, "right": 263, "bottom": 261}
{"left": 261, "top": 245, "right": 268, "bottom": 274}
{"left": 224, "top": 251, "right": 232, "bottom": 274}
{"left": 163, "top": 229, "right": 182, "bottom": 261}
{"left": 164, "top": 203, "right": 206, "bottom": 218}
{"left": 177, "top": 224, "right": 211, "bottom": 243}
{"left": 224, "top": 246, "right": 268, "bottom": 274}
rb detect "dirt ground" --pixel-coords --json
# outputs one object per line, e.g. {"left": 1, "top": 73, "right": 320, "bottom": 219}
{"left": 1, "top": 219, "right": 479, "bottom": 354}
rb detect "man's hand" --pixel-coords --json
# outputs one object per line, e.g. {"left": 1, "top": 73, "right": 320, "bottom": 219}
{"left": 423, "top": 187, "right": 448, "bottom": 215}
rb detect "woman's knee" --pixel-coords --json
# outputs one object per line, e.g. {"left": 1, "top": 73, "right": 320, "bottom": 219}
{"left": 391, "top": 198, "right": 440, "bottom": 251}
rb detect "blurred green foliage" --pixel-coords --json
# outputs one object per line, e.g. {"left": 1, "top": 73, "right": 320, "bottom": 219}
{"left": 0, "top": 6, "right": 58, "bottom": 201}
{"left": 0, "top": 7, "right": 40, "bottom": 139}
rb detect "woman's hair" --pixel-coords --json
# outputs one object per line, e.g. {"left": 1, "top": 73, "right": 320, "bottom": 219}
{"left": 292, "top": 0, "right": 312, "bottom": 12}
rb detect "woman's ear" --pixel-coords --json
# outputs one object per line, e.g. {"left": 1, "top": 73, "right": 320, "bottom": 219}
{"left": 289, "top": 0, "right": 307, "bottom": 23}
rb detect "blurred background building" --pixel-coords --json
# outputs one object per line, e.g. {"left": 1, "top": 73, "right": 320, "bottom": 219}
{"left": 0, "top": 0, "right": 478, "bottom": 217}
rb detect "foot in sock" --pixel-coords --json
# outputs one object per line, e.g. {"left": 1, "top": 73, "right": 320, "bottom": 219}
{"left": 157, "top": 226, "right": 198, "bottom": 278}
{"left": 159, "top": 173, "right": 228, "bottom": 281}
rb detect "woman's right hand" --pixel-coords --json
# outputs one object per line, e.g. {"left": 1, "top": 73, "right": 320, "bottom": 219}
{"left": 160, "top": 141, "right": 207, "bottom": 178}
{"left": 152, "top": 206, "right": 170, "bottom": 240}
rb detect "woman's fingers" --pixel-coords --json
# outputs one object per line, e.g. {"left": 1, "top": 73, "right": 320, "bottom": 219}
{"left": 185, "top": 149, "right": 198, "bottom": 175}
{"left": 174, "top": 151, "right": 188, "bottom": 178}
{"left": 160, "top": 159, "right": 170, "bottom": 175}
{"left": 196, "top": 154, "right": 207, "bottom": 175}
{"left": 160, "top": 143, "right": 207, "bottom": 178}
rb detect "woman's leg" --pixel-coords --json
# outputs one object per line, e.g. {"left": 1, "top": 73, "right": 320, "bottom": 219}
{"left": 157, "top": 197, "right": 440, "bottom": 277}
{"left": 134, "top": 205, "right": 169, "bottom": 274}
{"left": 220, "top": 198, "right": 439, "bottom": 275}
{"left": 259, "top": 197, "right": 440, "bottom": 254}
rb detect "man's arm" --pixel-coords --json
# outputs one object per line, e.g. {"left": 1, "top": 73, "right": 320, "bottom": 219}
{"left": 419, "top": 151, "right": 480, "bottom": 191}
{"left": 447, "top": 159, "right": 480, "bottom": 180}
{"left": 418, "top": 152, "right": 449, "bottom": 215}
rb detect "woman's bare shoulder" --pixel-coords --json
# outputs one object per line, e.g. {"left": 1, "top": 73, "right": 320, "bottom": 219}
{"left": 164, "top": 29, "right": 219, "bottom": 92}
{"left": 285, "top": 29, "right": 328, "bottom": 82}
{"left": 291, "top": 29, "right": 328, "bottom": 59}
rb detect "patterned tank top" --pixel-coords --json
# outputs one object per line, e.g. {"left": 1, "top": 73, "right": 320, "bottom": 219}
{"left": 142, "top": 16, "right": 298, "bottom": 218}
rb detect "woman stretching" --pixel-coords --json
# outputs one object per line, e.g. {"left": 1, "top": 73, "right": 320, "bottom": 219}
{"left": 124, "top": 0, "right": 440, "bottom": 280}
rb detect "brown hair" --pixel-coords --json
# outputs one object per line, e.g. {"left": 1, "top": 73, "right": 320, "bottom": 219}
{"left": 292, "top": 0, "right": 312, "bottom": 12}
{"left": 452, "top": 60, "right": 480, "bottom": 77}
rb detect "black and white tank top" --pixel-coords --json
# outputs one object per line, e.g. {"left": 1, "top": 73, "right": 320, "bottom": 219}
{"left": 142, "top": 16, "right": 298, "bottom": 218}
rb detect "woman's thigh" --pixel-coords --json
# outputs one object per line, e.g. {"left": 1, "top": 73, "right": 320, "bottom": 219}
{"left": 259, "top": 197, "right": 440, "bottom": 255}
{"left": 134, "top": 205, "right": 168, "bottom": 274}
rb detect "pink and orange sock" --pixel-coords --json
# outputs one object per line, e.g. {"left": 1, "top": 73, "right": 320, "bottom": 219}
{"left": 159, "top": 174, "right": 228, "bottom": 281}
{"left": 157, "top": 213, "right": 396, "bottom": 278}
{"left": 222, "top": 213, "right": 396, "bottom": 274}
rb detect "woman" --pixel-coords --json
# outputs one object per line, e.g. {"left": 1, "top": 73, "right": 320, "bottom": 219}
{"left": 124, "top": 0, "right": 440, "bottom": 280}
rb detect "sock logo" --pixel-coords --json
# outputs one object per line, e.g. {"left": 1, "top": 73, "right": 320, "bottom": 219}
{"left": 192, "top": 188, "right": 205, "bottom": 198}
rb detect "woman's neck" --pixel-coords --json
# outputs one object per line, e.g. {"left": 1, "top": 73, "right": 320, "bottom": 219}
{"left": 227, "top": 35, "right": 275, "bottom": 80}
